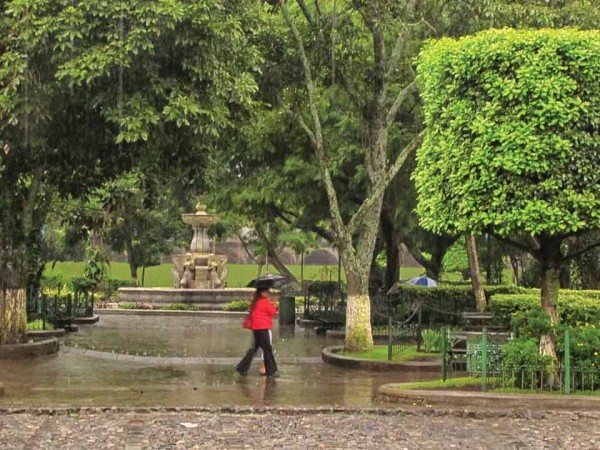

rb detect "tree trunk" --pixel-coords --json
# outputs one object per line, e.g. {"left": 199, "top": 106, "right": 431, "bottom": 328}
{"left": 0, "top": 288, "right": 27, "bottom": 345}
{"left": 539, "top": 255, "right": 561, "bottom": 361}
{"left": 125, "top": 238, "right": 138, "bottom": 284}
{"left": 466, "top": 235, "right": 486, "bottom": 312}
{"left": 344, "top": 270, "right": 374, "bottom": 352}
{"left": 380, "top": 206, "right": 400, "bottom": 292}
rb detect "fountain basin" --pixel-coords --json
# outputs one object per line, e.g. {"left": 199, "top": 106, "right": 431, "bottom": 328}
{"left": 118, "top": 287, "right": 253, "bottom": 309}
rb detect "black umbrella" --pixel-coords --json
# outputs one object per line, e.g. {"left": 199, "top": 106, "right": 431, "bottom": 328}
{"left": 247, "top": 274, "right": 289, "bottom": 289}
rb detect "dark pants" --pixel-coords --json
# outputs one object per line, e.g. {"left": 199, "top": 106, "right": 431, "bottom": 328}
{"left": 236, "top": 329, "right": 278, "bottom": 376}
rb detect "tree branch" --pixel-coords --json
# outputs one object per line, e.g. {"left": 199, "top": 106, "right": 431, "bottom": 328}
{"left": 492, "top": 233, "right": 539, "bottom": 258}
{"left": 347, "top": 134, "right": 422, "bottom": 235}
{"left": 385, "top": 27, "right": 410, "bottom": 80}
{"left": 565, "top": 239, "right": 600, "bottom": 261}
{"left": 279, "top": 0, "right": 346, "bottom": 237}
{"left": 385, "top": 81, "right": 416, "bottom": 131}
{"left": 295, "top": 0, "right": 314, "bottom": 24}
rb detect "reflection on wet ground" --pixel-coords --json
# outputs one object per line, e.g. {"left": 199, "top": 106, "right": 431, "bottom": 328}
{"left": 0, "top": 315, "right": 437, "bottom": 407}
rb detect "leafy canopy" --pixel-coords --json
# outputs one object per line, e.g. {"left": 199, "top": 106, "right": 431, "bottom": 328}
{"left": 414, "top": 28, "right": 600, "bottom": 238}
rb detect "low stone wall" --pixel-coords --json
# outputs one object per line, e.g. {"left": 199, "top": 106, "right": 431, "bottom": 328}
{"left": 71, "top": 315, "right": 100, "bottom": 325}
{"left": 0, "top": 338, "right": 59, "bottom": 359}
{"left": 118, "top": 287, "right": 254, "bottom": 306}
{"left": 95, "top": 309, "right": 246, "bottom": 318}
{"left": 27, "top": 329, "right": 66, "bottom": 340}
{"left": 322, "top": 346, "right": 441, "bottom": 372}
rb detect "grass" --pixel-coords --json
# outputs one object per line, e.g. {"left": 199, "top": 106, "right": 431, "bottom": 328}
{"left": 396, "top": 377, "right": 483, "bottom": 390}
{"left": 339, "top": 345, "right": 441, "bottom": 362}
{"left": 44, "top": 261, "right": 435, "bottom": 288}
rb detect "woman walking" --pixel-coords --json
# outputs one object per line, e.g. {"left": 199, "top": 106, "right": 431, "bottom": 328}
{"left": 236, "top": 280, "right": 280, "bottom": 378}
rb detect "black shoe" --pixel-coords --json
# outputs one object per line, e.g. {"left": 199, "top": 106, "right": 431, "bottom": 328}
{"left": 267, "top": 372, "right": 280, "bottom": 378}
{"left": 235, "top": 367, "right": 248, "bottom": 376}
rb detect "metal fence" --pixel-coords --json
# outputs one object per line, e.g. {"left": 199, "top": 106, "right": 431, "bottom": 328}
{"left": 440, "top": 327, "right": 600, "bottom": 394}
{"left": 26, "top": 289, "right": 95, "bottom": 330}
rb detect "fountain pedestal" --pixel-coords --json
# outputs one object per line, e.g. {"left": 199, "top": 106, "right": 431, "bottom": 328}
{"left": 177, "top": 201, "right": 228, "bottom": 289}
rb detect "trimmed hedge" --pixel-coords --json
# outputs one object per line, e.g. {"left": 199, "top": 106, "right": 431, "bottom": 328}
{"left": 385, "top": 284, "right": 529, "bottom": 325}
{"left": 489, "top": 290, "right": 600, "bottom": 326}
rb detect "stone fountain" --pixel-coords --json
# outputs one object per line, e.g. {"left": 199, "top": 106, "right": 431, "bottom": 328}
{"left": 118, "top": 199, "right": 253, "bottom": 309}
{"left": 172, "top": 200, "right": 228, "bottom": 289}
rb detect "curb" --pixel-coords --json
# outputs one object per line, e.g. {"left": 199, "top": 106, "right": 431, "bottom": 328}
{"left": 0, "top": 338, "right": 60, "bottom": 359}
{"left": 95, "top": 309, "right": 246, "bottom": 317}
{"left": 378, "top": 384, "right": 600, "bottom": 411}
{"left": 0, "top": 405, "right": 598, "bottom": 419}
{"left": 27, "top": 329, "right": 66, "bottom": 340}
{"left": 71, "top": 315, "right": 100, "bottom": 325}
{"left": 322, "top": 346, "right": 440, "bottom": 372}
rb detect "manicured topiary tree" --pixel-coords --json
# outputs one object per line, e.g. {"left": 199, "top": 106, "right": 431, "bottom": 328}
{"left": 415, "top": 28, "right": 600, "bottom": 358}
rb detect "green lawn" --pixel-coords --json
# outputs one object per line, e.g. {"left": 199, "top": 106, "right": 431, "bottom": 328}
{"left": 43, "top": 261, "right": 462, "bottom": 288}
{"left": 340, "top": 345, "right": 441, "bottom": 362}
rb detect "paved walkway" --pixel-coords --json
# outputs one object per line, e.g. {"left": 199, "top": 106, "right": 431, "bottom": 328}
{"left": 1, "top": 408, "right": 599, "bottom": 449}
{"left": 61, "top": 345, "right": 323, "bottom": 365}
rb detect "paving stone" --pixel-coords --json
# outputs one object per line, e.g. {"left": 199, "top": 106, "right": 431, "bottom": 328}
{"left": 0, "top": 409, "right": 599, "bottom": 449}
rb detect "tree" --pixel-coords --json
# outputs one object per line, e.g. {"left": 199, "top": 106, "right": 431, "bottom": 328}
{"left": 276, "top": 0, "right": 425, "bottom": 351}
{"left": 0, "top": 0, "right": 262, "bottom": 344}
{"left": 415, "top": 28, "right": 600, "bottom": 358}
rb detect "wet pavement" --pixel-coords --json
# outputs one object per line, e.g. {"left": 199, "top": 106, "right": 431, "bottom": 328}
{"left": 3, "top": 315, "right": 600, "bottom": 448}
{"left": 1, "top": 409, "right": 599, "bottom": 449}
{"left": 0, "top": 315, "right": 436, "bottom": 408}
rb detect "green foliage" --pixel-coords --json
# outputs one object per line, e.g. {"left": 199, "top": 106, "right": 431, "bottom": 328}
{"left": 118, "top": 302, "right": 153, "bottom": 310}
{"left": 158, "top": 304, "right": 198, "bottom": 311}
{"left": 415, "top": 28, "right": 600, "bottom": 238}
{"left": 388, "top": 284, "right": 527, "bottom": 325}
{"left": 68, "top": 276, "right": 96, "bottom": 293}
{"left": 559, "top": 324, "right": 600, "bottom": 369}
{"left": 26, "top": 319, "right": 54, "bottom": 331}
{"left": 489, "top": 291, "right": 600, "bottom": 326}
{"left": 223, "top": 300, "right": 251, "bottom": 312}
{"left": 421, "top": 329, "right": 441, "bottom": 353}
{"left": 442, "top": 237, "right": 468, "bottom": 276}
{"left": 502, "top": 338, "right": 553, "bottom": 371}
{"left": 510, "top": 308, "right": 553, "bottom": 338}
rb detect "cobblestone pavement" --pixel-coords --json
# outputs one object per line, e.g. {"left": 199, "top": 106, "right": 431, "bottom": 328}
{"left": 0, "top": 408, "right": 599, "bottom": 449}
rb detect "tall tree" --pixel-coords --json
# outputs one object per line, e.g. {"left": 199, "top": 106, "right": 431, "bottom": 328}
{"left": 0, "top": 0, "right": 262, "bottom": 343}
{"left": 415, "top": 29, "right": 600, "bottom": 359}
{"left": 277, "top": 0, "right": 423, "bottom": 351}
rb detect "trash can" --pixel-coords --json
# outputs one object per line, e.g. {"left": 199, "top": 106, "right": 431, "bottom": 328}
{"left": 278, "top": 295, "right": 296, "bottom": 325}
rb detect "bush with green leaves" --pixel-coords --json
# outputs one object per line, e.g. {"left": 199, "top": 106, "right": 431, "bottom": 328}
{"left": 421, "top": 329, "right": 441, "bottom": 353}
{"left": 490, "top": 291, "right": 600, "bottom": 327}
{"left": 26, "top": 319, "right": 54, "bottom": 331}
{"left": 159, "top": 303, "right": 198, "bottom": 311}
{"left": 387, "top": 284, "right": 528, "bottom": 325}
{"left": 557, "top": 324, "right": 600, "bottom": 370}
{"left": 223, "top": 300, "right": 251, "bottom": 312}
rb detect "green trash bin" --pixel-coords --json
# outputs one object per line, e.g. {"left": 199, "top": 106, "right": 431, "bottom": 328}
{"left": 278, "top": 295, "right": 296, "bottom": 325}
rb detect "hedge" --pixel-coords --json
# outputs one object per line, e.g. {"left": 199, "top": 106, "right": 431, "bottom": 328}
{"left": 383, "top": 284, "right": 530, "bottom": 325}
{"left": 489, "top": 290, "right": 600, "bottom": 326}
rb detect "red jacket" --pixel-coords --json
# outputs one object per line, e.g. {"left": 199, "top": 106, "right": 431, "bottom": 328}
{"left": 250, "top": 296, "right": 278, "bottom": 330}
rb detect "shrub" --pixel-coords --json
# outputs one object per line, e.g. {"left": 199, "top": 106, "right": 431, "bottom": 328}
{"left": 159, "top": 303, "right": 198, "bottom": 311}
{"left": 421, "top": 329, "right": 441, "bottom": 353}
{"left": 103, "top": 278, "right": 131, "bottom": 298}
{"left": 385, "top": 284, "right": 529, "bottom": 325}
{"left": 510, "top": 308, "right": 553, "bottom": 338}
{"left": 68, "top": 276, "right": 95, "bottom": 293}
{"left": 26, "top": 319, "right": 54, "bottom": 331}
{"left": 501, "top": 338, "right": 554, "bottom": 389}
{"left": 118, "top": 302, "right": 153, "bottom": 310}
{"left": 489, "top": 290, "right": 600, "bottom": 326}
{"left": 557, "top": 324, "right": 600, "bottom": 370}
{"left": 224, "top": 299, "right": 251, "bottom": 312}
